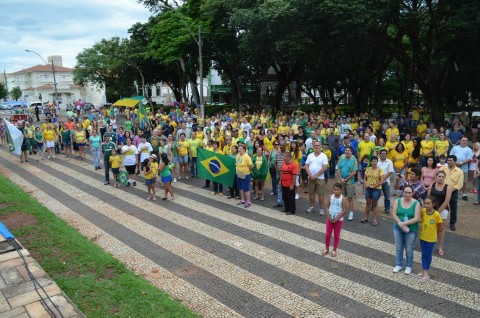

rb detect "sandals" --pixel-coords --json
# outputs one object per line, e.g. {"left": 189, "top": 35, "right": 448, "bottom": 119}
{"left": 162, "top": 197, "right": 167, "bottom": 201}
{"left": 360, "top": 219, "right": 369, "bottom": 223}
{"left": 372, "top": 221, "right": 378, "bottom": 226}
{"left": 321, "top": 250, "right": 329, "bottom": 256}
{"left": 330, "top": 251, "right": 337, "bottom": 257}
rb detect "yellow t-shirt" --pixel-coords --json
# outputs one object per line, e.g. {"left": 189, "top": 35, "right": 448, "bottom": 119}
{"left": 145, "top": 167, "right": 155, "bottom": 180}
{"left": 417, "top": 124, "right": 427, "bottom": 137}
{"left": 291, "top": 151, "right": 302, "bottom": 169}
{"left": 421, "top": 140, "right": 435, "bottom": 157}
{"left": 419, "top": 209, "right": 442, "bottom": 242}
{"left": 434, "top": 140, "right": 449, "bottom": 156}
{"left": 43, "top": 129, "right": 56, "bottom": 142}
{"left": 109, "top": 155, "right": 121, "bottom": 169}
{"left": 358, "top": 141, "right": 375, "bottom": 159}
{"left": 75, "top": 130, "right": 86, "bottom": 143}
{"left": 177, "top": 140, "right": 189, "bottom": 156}
{"left": 365, "top": 167, "right": 384, "bottom": 189}
{"left": 323, "top": 149, "right": 332, "bottom": 167}
{"left": 236, "top": 153, "right": 252, "bottom": 175}
{"left": 196, "top": 131, "right": 204, "bottom": 142}
{"left": 278, "top": 125, "right": 290, "bottom": 135}
{"left": 402, "top": 140, "right": 414, "bottom": 154}
{"left": 391, "top": 150, "right": 408, "bottom": 170}
{"left": 386, "top": 128, "right": 399, "bottom": 142}
{"left": 223, "top": 145, "right": 233, "bottom": 155}
{"left": 255, "top": 155, "right": 263, "bottom": 171}
{"left": 152, "top": 162, "right": 159, "bottom": 176}
{"left": 264, "top": 136, "right": 275, "bottom": 152}
{"left": 385, "top": 141, "right": 398, "bottom": 160}
{"left": 412, "top": 109, "right": 420, "bottom": 121}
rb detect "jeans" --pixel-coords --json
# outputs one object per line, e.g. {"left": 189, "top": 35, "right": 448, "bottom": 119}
{"left": 393, "top": 225, "right": 417, "bottom": 268}
{"left": 325, "top": 219, "right": 343, "bottom": 250}
{"left": 91, "top": 147, "right": 101, "bottom": 167}
{"left": 420, "top": 240, "right": 435, "bottom": 270}
{"left": 449, "top": 190, "right": 458, "bottom": 226}
{"left": 104, "top": 158, "right": 111, "bottom": 182}
{"left": 382, "top": 182, "right": 391, "bottom": 212}
{"left": 190, "top": 157, "right": 197, "bottom": 176}
{"left": 270, "top": 168, "right": 277, "bottom": 195}
{"left": 276, "top": 175, "right": 283, "bottom": 205}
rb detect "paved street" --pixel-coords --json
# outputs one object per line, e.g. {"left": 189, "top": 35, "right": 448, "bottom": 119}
{"left": 0, "top": 148, "right": 479, "bottom": 318}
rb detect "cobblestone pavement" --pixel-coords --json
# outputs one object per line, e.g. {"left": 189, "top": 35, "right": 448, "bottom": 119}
{"left": 0, "top": 148, "right": 479, "bottom": 318}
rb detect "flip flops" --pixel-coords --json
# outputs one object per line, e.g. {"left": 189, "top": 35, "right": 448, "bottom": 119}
{"left": 361, "top": 219, "right": 369, "bottom": 223}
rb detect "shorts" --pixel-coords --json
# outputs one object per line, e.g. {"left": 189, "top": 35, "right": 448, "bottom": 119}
{"left": 161, "top": 174, "right": 172, "bottom": 183}
{"left": 111, "top": 167, "right": 119, "bottom": 175}
{"left": 440, "top": 209, "right": 449, "bottom": 220}
{"left": 237, "top": 174, "right": 251, "bottom": 192}
{"left": 324, "top": 169, "right": 330, "bottom": 179}
{"left": 21, "top": 144, "right": 28, "bottom": 151}
{"left": 35, "top": 142, "right": 44, "bottom": 151}
{"left": 308, "top": 178, "right": 326, "bottom": 196}
{"left": 62, "top": 141, "right": 71, "bottom": 147}
{"left": 365, "top": 187, "right": 382, "bottom": 201}
{"left": 173, "top": 156, "right": 179, "bottom": 165}
{"left": 342, "top": 183, "right": 356, "bottom": 198}
{"left": 145, "top": 178, "right": 156, "bottom": 187}
{"left": 178, "top": 155, "right": 189, "bottom": 164}
{"left": 45, "top": 141, "right": 55, "bottom": 148}
{"left": 301, "top": 169, "right": 308, "bottom": 182}
{"left": 463, "top": 171, "right": 468, "bottom": 184}
{"left": 125, "top": 165, "right": 136, "bottom": 174}
{"left": 76, "top": 142, "right": 87, "bottom": 147}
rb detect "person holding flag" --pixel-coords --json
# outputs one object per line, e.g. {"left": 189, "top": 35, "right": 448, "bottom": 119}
{"left": 3, "top": 118, "right": 25, "bottom": 161}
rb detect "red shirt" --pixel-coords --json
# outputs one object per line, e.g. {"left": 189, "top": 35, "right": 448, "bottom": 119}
{"left": 281, "top": 161, "right": 298, "bottom": 187}
{"left": 65, "top": 121, "right": 75, "bottom": 130}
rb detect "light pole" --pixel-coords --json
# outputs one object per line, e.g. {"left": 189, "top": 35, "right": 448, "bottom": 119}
{"left": 25, "top": 49, "right": 58, "bottom": 105}
{"left": 159, "top": 4, "right": 204, "bottom": 119}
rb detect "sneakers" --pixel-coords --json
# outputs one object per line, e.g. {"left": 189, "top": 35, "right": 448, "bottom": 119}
{"left": 319, "top": 209, "right": 325, "bottom": 216}
{"left": 270, "top": 191, "right": 275, "bottom": 195}
{"left": 404, "top": 267, "right": 412, "bottom": 275}
{"left": 244, "top": 202, "right": 251, "bottom": 208}
{"left": 392, "top": 266, "right": 402, "bottom": 273}
{"left": 211, "top": 192, "right": 218, "bottom": 195}
{"left": 185, "top": 176, "right": 189, "bottom": 180}
{"left": 173, "top": 178, "right": 177, "bottom": 183}
{"left": 463, "top": 195, "right": 468, "bottom": 201}
{"left": 133, "top": 181, "right": 136, "bottom": 186}
{"left": 295, "top": 193, "right": 300, "bottom": 200}
{"left": 348, "top": 211, "right": 354, "bottom": 221}
{"left": 237, "top": 201, "right": 245, "bottom": 206}
{"left": 218, "top": 193, "right": 224, "bottom": 196}
{"left": 306, "top": 206, "right": 315, "bottom": 213}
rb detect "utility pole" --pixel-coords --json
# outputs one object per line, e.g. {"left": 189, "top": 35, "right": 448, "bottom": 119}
{"left": 198, "top": 26, "right": 204, "bottom": 119}
{"left": 51, "top": 59, "right": 58, "bottom": 106}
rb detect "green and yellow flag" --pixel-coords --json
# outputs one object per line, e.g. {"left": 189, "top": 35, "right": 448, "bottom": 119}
{"left": 197, "top": 148, "right": 236, "bottom": 187}
{"left": 138, "top": 103, "right": 150, "bottom": 130}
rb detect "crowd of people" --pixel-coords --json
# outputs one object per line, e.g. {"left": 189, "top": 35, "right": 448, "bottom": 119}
{"left": 1, "top": 104, "right": 478, "bottom": 281}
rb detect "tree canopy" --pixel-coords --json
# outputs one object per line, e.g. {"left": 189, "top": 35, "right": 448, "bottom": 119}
{"left": 73, "top": 0, "right": 480, "bottom": 123}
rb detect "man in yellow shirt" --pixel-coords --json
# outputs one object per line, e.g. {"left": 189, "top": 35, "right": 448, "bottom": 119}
{"left": 385, "top": 122, "right": 399, "bottom": 142}
{"left": 416, "top": 119, "right": 427, "bottom": 138}
{"left": 385, "top": 134, "right": 398, "bottom": 160}
{"left": 440, "top": 155, "right": 464, "bottom": 231}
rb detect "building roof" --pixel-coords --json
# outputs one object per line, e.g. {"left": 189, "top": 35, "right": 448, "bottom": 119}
{"left": 11, "top": 64, "right": 74, "bottom": 74}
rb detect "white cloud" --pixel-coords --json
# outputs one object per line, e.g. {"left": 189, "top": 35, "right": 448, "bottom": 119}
{"left": 0, "top": 0, "right": 151, "bottom": 72}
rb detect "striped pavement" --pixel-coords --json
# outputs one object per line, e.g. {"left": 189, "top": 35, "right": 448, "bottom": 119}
{"left": 0, "top": 149, "right": 479, "bottom": 318}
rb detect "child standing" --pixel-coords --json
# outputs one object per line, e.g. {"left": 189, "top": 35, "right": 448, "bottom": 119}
{"left": 323, "top": 183, "right": 348, "bottom": 257}
{"left": 143, "top": 158, "right": 156, "bottom": 200}
{"left": 109, "top": 148, "right": 121, "bottom": 188}
{"left": 418, "top": 196, "right": 443, "bottom": 282}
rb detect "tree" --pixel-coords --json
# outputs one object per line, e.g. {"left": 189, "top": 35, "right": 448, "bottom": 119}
{"left": 0, "top": 84, "right": 7, "bottom": 100}
{"left": 10, "top": 87, "right": 22, "bottom": 101}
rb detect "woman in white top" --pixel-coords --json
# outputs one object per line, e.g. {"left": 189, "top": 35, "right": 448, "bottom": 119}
{"left": 322, "top": 183, "right": 348, "bottom": 257}
{"left": 121, "top": 137, "right": 139, "bottom": 186}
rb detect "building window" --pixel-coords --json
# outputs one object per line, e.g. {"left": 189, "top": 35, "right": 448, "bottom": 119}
{"left": 156, "top": 86, "right": 161, "bottom": 96}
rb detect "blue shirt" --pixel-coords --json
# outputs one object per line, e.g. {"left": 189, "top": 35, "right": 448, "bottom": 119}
{"left": 450, "top": 145, "right": 474, "bottom": 172}
{"left": 449, "top": 130, "right": 463, "bottom": 145}
{"left": 89, "top": 135, "right": 101, "bottom": 148}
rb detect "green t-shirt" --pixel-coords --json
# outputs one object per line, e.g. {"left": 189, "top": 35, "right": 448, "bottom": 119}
{"left": 124, "top": 120, "right": 132, "bottom": 132}
{"left": 103, "top": 131, "right": 116, "bottom": 143}
{"left": 149, "top": 136, "right": 162, "bottom": 153}
{"left": 61, "top": 130, "right": 70, "bottom": 143}
{"left": 101, "top": 142, "right": 116, "bottom": 160}
{"left": 395, "top": 198, "right": 419, "bottom": 231}
{"left": 187, "top": 139, "right": 201, "bottom": 157}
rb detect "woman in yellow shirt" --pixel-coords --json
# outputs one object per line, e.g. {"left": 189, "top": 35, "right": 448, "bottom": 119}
{"left": 408, "top": 138, "right": 422, "bottom": 168}
{"left": 434, "top": 133, "right": 449, "bottom": 159}
{"left": 236, "top": 144, "right": 253, "bottom": 208}
{"left": 43, "top": 123, "right": 56, "bottom": 159}
{"left": 402, "top": 133, "right": 414, "bottom": 154}
{"left": 420, "top": 133, "right": 435, "bottom": 166}
{"left": 73, "top": 124, "right": 87, "bottom": 160}
{"left": 391, "top": 143, "right": 408, "bottom": 174}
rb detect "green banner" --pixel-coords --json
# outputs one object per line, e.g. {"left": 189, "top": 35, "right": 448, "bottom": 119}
{"left": 197, "top": 148, "right": 236, "bottom": 187}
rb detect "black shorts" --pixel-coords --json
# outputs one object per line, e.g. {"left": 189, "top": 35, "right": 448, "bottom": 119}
{"left": 125, "top": 165, "right": 136, "bottom": 174}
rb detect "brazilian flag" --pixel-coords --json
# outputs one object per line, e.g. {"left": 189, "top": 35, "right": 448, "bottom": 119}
{"left": 118, "top": 171, "right": 129, "bottom": 186}
{"left": 198, "top": 148, "right": 236, "bottom": 187}
{"left": 138, "top": 103, "right": 150, "bottom": 130}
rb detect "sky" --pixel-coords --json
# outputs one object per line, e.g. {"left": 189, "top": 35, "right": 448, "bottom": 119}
{"left": 0, "top": 0, "right": 152, "bottom": 73}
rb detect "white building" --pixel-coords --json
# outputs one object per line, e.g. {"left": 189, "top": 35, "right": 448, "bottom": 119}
{"left": 7, "top": 56, "right": 106, "bottom": 108}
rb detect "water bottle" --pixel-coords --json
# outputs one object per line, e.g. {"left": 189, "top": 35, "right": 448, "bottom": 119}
{"left": 403, "top": 214, "right": 410, "bottom": 233}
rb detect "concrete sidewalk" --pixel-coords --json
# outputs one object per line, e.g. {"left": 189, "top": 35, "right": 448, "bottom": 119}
{"left": 0, "top": 235, "right": 84, "bottom": 318}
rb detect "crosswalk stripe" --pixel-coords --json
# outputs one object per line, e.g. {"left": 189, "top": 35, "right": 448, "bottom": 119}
{"left": 1, "top": 155, "right": 340, "bottom": 318}
{"left": 59, "top": 154, "right": 480, "bottom": 312}
{"left": 11, "top": 154, "right": 472, "bottom": 317}
{"left": 174, "top": 181, "right": 480, "bottom": 282}
{"left": 0, "top": 163, "right": 244, "bottom": 318}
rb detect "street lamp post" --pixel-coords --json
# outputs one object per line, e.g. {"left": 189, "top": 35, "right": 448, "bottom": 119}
{"left": 25, "top": 50, "right": 58, "bottom": 105}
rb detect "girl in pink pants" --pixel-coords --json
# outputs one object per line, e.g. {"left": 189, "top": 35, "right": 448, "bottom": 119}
{"left": 323, "top": 183, "right": 348, "bottom": 257}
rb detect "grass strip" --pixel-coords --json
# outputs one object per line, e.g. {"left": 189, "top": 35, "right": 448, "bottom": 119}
{"left": 0, "top": 174, "right": 199, "bottom": 318}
